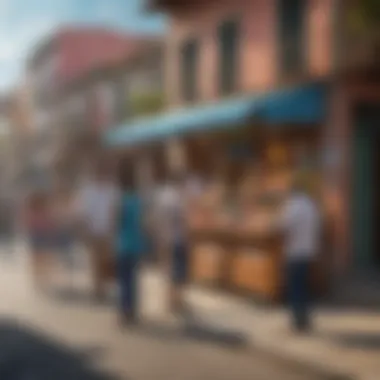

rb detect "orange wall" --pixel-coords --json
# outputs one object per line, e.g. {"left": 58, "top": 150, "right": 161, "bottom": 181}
{"left": 165, "top": 0, "right": 335, "bottom": 108}
{"left": 307, "top": 0, "right": 334, "bottom": 77}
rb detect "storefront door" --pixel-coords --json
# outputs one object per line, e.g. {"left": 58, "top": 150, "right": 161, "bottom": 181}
{"left": 352, "top": 105, "right": 380, "bottom": 271}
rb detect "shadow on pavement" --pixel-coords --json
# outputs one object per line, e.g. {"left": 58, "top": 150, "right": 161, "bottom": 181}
{"left": 49, "top": 288, "right": 117, "bottom": 308}
{"left": 319, "top": 301, "right": 380, "bottom": 313}
{"left": 128, "top": 316, "right": 248, "bottom": 350}
{"left": 0, "top": 319, "right": 120, "bottom": 380}
{"left": 331, "top": 332, "right": 380, "bottom": 351}
{"left": 50, "top": 289, "right": 248, "bottom": 349}
{"left": 183, "top": 320, "right": 249, "bottom": 348}
{"left": 182, "top": 309, "right": 249, "bottom": 348}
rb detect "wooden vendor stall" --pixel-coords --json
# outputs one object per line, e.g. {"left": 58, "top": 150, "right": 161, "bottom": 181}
{"left": 187, "top": 127, "right": 324, "bottom": 302}
{"left": 105, "top": 82, "right": 328, "bottom": 302}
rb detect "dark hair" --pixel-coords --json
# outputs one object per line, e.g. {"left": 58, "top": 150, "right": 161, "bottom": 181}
{"left": 118, "top": 160, "right": 136, "bottom": 192}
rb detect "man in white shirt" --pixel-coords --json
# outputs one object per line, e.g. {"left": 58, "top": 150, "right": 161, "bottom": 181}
{"left": 279, "top": 175, "right": 320, "bottom": 332}
{"left": 185, "top": 173, "right": 204, "bottom": 199}
{"left": 154, "top": 173, "right": 190, "bottom": 314}
{"left": 77, "top": 166, "right": 119, "bottom": 300}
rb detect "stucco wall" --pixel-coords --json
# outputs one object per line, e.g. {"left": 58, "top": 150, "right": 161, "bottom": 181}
{"left": 307, "top": 0, "right": 334, "bottom": 77}
{"left": 165, "top": 0, "right": 334, "bottom": 108}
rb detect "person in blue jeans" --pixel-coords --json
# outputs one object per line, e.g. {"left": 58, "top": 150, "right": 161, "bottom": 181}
{"left": 158, "top": 173, "right": 190, "bottom": 315}
{"left": 279, "top": 175, "right": 320, "bottom": 333}
{"left": 116, "top": 164, "right": 146, "bottom": 326}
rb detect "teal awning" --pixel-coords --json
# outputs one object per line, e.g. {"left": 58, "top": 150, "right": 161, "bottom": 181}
{"left": 106, "top": 83, "right": 327, "bottom": 147}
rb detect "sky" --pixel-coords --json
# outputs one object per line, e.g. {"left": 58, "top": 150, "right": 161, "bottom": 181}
{"left": 0, "top": 0, "right": 167, "bottom": 91}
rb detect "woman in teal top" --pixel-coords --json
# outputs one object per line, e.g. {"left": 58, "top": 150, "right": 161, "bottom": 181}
{"left": 116, "top": 164, "right": 145, "bottom": 326}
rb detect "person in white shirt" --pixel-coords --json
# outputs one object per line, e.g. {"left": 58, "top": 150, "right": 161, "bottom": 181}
{"left": 185, "top": 173, "right": 204, "bottom": 199}
{"left": 76, "top": 166, "right": 119, "bottom": 300}
{"left": 279, "top": 175, "right": 320, "bottom": 332}
{"left": 155, "top": 173, "right": 190, "bottom": 315}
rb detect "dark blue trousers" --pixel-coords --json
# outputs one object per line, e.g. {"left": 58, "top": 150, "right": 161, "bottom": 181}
{"left": 287, "top": 258, "right": 312, "bottom": 331}
{"left": 118, "top": 256, "right": 139, "bottom": 317}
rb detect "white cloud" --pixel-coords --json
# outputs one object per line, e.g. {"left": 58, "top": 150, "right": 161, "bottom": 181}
{"left": 0, "top": 43, "right": 19, "bottom": 62}
{"left": 0, "top": 62, "right": 20, "bottom": 90}
{"left": 1, "top": 18, "right": 56, "bottom": 59}
{"left": 0, "top": 0, "right": 166, "bottom": 90}
{"left": 0, "top": 0, "right": 12, "bottom": 20}
{"left": 0, "top": 18, "right": 56, "bottom": 89}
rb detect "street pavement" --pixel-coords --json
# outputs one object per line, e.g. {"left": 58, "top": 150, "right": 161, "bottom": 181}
{"left": 0, "top": 244, "right": 325, "bottom": 380}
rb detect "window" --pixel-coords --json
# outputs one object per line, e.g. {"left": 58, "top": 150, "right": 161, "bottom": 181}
{"left": 278, "top": 0, "right": 305, "bottom": 77}
{"left": 180, "top": 39, "right": 198, "bottom": 102}
{"left": 218, "top": 19, "right": 239, "bottom": 96}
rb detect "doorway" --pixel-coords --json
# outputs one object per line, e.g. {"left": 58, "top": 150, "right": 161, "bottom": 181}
{"left": 352, "top": 104, "right": 380, "bottom": 271}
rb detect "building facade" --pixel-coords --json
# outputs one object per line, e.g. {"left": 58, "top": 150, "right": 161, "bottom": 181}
{"left": 3, "top": 82, "right": 36, "bottom": 196}
{"left": 161, "top": 0, "right": 335, "bottom": 109}
{"left": 104, "top": 0, "right": 380, "bottom": 300}
{"left": 26, "top": 27, "right": 143, "bottom": 185}
{"left": 54, "top": 37, "right": 164, "bottom": 180}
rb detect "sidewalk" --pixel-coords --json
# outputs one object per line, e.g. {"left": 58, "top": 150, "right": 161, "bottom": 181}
{"left": 0, "top": 254, "right": 333, "bottom": 380}
{"left": 183, "top": 281, "right": 380, "bottom": 380}
{"left": 4, "top": 243, "right": 378, "bottom": 380}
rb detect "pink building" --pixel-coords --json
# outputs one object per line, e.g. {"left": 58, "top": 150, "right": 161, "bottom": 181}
{"left": 157, "top": 0, "right": 335, "bottom": 108}
{"left": 107, "top": 0, "right": 380, "bottom": 301}
{"left": 151, "top": 0, "right": 380, "bottom": 287}
{"left": 27, "top": 27, "right": 139, "bottom": 127}
{"left": 26, "top": 27, "right": 146, "bottom": 183}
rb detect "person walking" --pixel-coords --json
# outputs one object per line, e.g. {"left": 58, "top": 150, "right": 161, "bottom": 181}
{"left": 279, "top": 174, "right": 321, "bottom": 332}
{"left": 0, "top": 198, "right": 13, "bottom": 255}
{"left": 23, "top": 191, "right": 55, "bottom": 291}
{"left": 115, "top": 162, "right": 146, "bottom": 326}
{"left": 53, "top": 188, "right": 77, "bottom": 288}
{"left": 158, "top": 173, "right": 190, "bottom": 316}
{"left": 77, "top": 165, "right": 119, "bottom": 301}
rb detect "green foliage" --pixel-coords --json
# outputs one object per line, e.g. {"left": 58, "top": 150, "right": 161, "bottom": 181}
{"left": 130, "top": 91, "right": 165, "bottom": 117}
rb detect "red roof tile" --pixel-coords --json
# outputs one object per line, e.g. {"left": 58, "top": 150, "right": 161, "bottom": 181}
{"left": 56, "top": 28, "right": 142, "bottom": 86}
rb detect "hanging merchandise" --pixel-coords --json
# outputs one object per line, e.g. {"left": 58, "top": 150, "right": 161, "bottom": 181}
{"left": 166, "top": 138, "right": 186, "bottom": 173}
